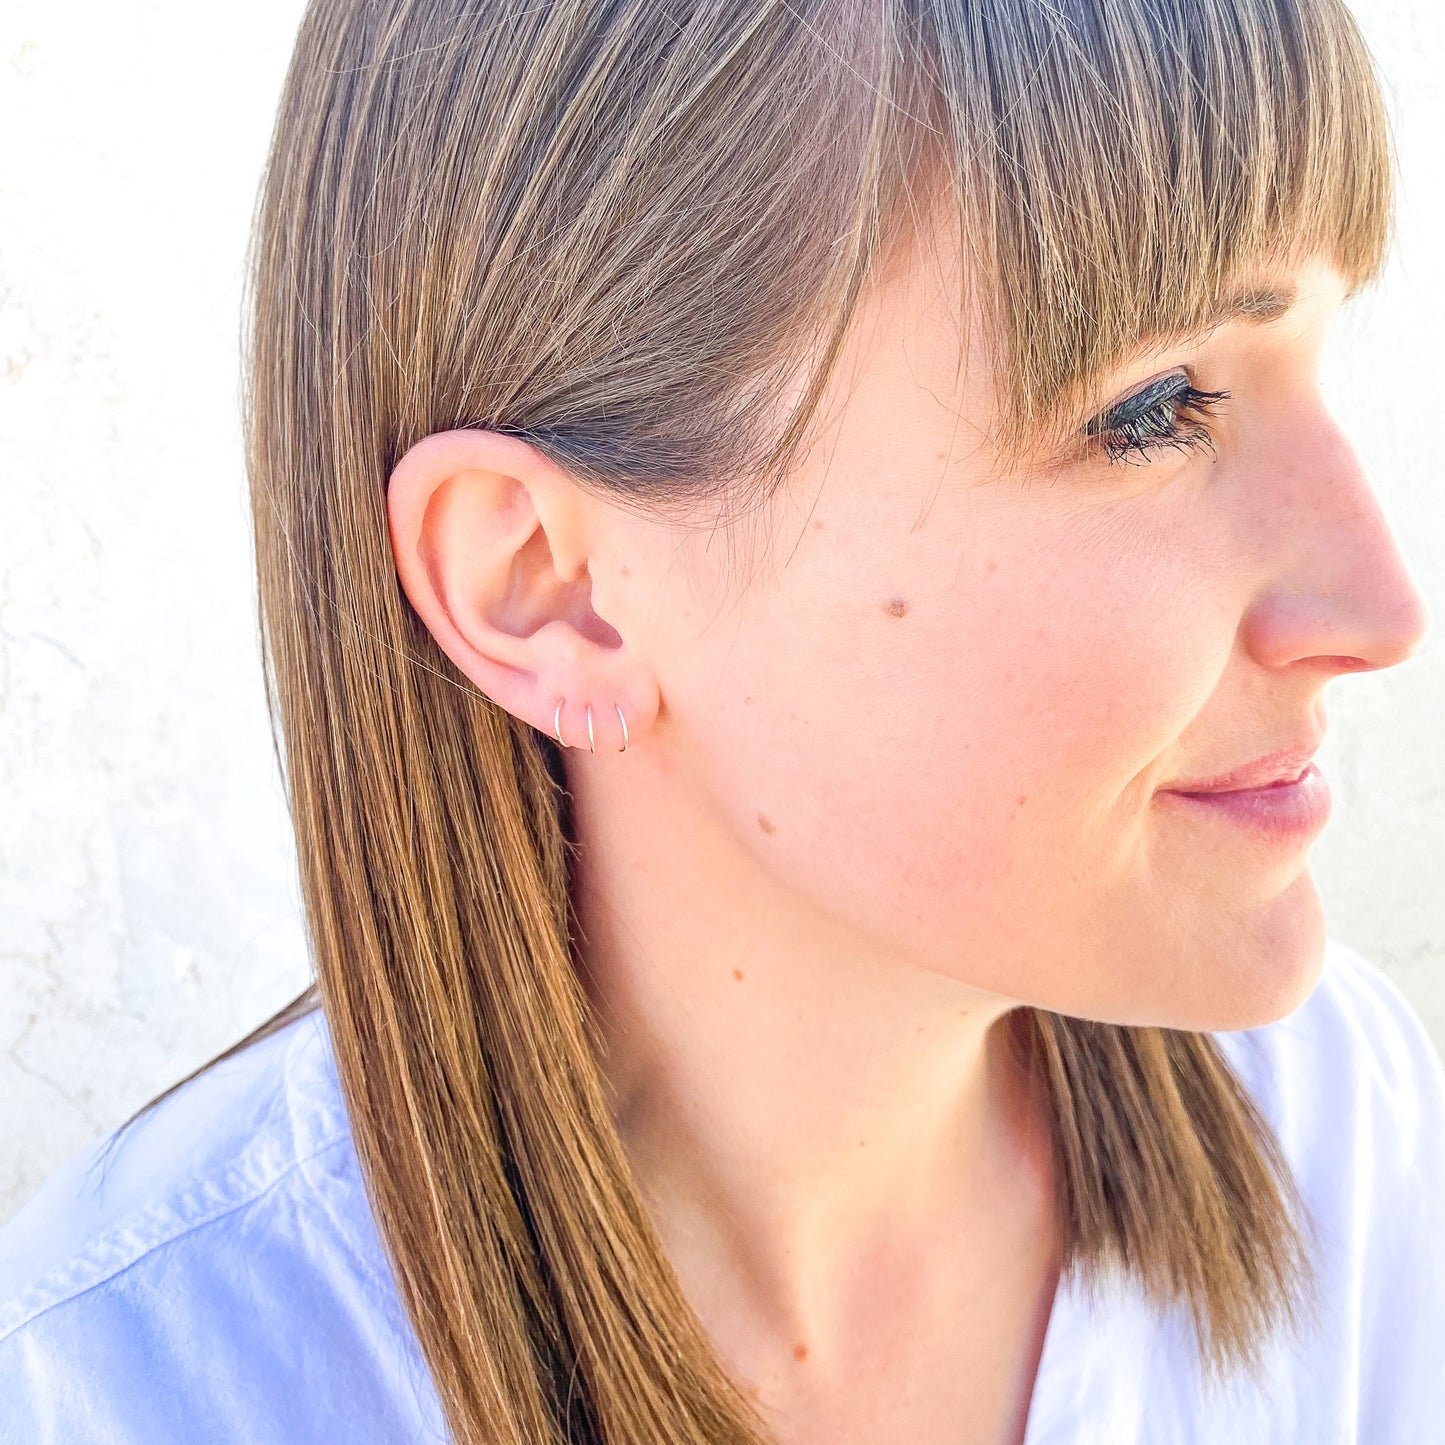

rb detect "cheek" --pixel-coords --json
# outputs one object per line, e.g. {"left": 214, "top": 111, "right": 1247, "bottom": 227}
{"left": 689, "top": 518, "right": 1226, "bottom": 977}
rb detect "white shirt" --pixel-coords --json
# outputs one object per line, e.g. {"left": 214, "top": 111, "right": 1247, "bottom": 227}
{"left": 1024, "top": 937, "right": 1445, "bottom": 1443}
{"left": 2, "top": 934, "right": 1442, "bottom": 1443}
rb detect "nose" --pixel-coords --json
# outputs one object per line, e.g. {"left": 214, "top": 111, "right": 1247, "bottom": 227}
{"left": 1239, "top": 401, "right": 1432, "bottom": 675}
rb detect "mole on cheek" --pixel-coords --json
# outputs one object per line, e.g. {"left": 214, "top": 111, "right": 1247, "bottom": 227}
{"left": 732, "top": 968, "right": 745, "bottom": 981}
{"left": 757, "top": 813, "right": 777, "bottom": 834}
{"left": 884, "top": 598, "right": 908, "bottom": 618}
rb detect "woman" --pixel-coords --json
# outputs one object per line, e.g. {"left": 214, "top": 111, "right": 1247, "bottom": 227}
{"left": 1, "top": 0, "right": 1441, "bottom": 1441}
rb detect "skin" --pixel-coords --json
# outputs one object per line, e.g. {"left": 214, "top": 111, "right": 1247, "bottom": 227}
{"left": 386, "top": 220, "right": 1430, "bottom": 1443}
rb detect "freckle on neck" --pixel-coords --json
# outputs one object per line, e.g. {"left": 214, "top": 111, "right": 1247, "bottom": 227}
{"left": 885, "top": 598, "right": 908, "bottom": 618}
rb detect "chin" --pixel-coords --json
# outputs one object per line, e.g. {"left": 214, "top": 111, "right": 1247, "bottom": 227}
{"left": 1089, "top": 872, "right": 1330, "bottom": 1033}
{"left": 1181, "top": 873, "right": 1330, "bottom": 1034}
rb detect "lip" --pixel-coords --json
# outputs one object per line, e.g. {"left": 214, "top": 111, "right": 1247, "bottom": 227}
{"left": 1158, "top": 761, "right": 1332, "bottom": 840}
{"left": 1162, "top": 740, "right": 1323, "bottom": 794}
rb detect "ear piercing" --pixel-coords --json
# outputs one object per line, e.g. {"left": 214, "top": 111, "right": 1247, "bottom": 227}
{"left": 553, "top": 698, "right": 629, "bottom": 753}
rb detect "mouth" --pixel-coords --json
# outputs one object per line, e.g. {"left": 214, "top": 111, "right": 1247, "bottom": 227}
{"left": 1161, "top": 738, "right": 1324, "bottom": 795}
{"left": 1159, "top": 761, "right": 1332, "bottom": 840}
{"left": 1174, "top": 762, "right": 1310, "bottom": 797}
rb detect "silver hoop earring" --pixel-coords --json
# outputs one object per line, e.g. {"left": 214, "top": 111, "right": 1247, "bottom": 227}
{"left": 555, "top": 696, "right": 630, "bottom": 753}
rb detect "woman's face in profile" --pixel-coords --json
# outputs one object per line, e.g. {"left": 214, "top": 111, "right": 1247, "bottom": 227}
{"left": 588, "top": 228, "right": 1430, "bottom": 1035}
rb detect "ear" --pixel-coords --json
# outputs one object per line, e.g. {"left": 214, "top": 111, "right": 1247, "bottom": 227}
{"left": 385, "top": 428, "right": 656, "bottom": 754}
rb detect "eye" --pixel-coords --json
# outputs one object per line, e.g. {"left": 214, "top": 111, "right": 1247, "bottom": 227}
{"left": 1084, "top": 372, "right": 1230, "bottom": 466}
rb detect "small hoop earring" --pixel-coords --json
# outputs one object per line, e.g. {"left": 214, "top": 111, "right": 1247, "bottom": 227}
{"left": 554, "top": 696, "right": 630, "bottom": 754}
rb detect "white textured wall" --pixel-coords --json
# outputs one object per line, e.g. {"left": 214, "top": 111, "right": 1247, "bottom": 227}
{"left": 2, "top": 2, "right": 1442, "bottom": 1224}
{"left": 0, "top": 5, "right": 315, "bottom": 1222}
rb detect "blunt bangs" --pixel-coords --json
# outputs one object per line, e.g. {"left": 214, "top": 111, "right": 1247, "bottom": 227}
{"left": 911, "top": 0, "right": 1394, "bottom": 455}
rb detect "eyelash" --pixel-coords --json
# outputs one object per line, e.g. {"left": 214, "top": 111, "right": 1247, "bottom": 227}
{"left": 1086, "top": 379, "right": 1231, "bottom": 466}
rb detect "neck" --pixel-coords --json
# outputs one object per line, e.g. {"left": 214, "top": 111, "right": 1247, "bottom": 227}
{"left": 568, "top": 762, "right": 1058, "bottom": 1353}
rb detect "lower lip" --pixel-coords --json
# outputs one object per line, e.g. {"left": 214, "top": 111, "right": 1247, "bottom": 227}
{"left": 1160, "top": 762, "right": 1332, "bottom": 840}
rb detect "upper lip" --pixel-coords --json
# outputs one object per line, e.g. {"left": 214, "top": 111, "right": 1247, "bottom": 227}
{"left": 1163, "top": 739, "right": 1323, "bottom": 794}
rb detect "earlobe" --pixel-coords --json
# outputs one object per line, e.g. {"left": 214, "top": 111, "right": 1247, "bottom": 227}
{"left": 384, "top": 427, "right": 656, "bottom": 756}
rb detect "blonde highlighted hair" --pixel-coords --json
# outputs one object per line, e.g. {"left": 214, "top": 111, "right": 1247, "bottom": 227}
{"left": 132, "top": 1, "right": 1393, "bottom": 1440}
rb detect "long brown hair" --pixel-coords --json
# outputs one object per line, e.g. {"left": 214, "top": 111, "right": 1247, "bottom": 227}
{"left": 128, "top": 0, "right": 1393, "bottom": 1439}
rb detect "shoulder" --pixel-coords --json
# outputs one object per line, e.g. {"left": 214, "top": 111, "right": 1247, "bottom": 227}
{"left": 0, "top": 1009, "right": 445, "bottom": 1444}
{"left": 0, "top": 1010, "right": 348, "bottom": 1328}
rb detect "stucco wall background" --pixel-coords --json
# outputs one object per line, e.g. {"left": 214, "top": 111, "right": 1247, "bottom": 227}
{"left": 1, "top": 2, "right": 1442, "bottom": 1225}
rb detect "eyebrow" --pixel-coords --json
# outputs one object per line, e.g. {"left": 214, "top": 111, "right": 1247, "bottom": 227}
{"left": 1113, "top": 279, "right": 1303, "bottom": 365}
{"left": 1204, "top": 281, "right": 1299, "bottom": 328}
